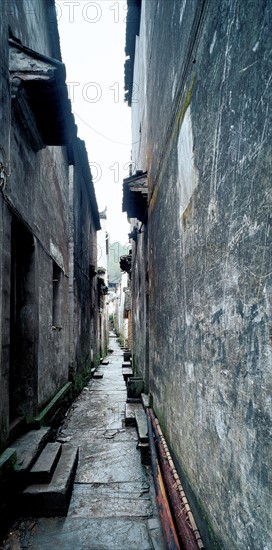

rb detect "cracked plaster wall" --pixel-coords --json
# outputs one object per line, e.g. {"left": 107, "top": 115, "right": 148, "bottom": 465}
{"left": 130, "top": 1, "right": 272, "bottom": 548}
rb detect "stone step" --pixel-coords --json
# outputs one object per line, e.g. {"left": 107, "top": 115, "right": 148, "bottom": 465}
{"left": 122, "top": 368, "right": 133, "bottom": 383}
{"left": 22, "top": 444, "right": 79, "bottom": 517}
{"left": 29, "top": 442, "right": 62, "bottom": 484}
{"left": 135, "top": 410, "right": 148, "bottom": 443}
{"left": 8, "top": 416, "right": 26, "bottom": 444}
{"left": 123, "top": 351, "right": 131, "bottom": 362}
{"left": 11, "top": 427, "right": 51, "bottom": 475}
{"left": 122, "top": 361, "right": 131, "bottom": 368}
{"left": 126, "top": 397, "right": 142, "bottom": 403}
{"left": 135, "top": 408, "right": 149, "bottom": 465}
{"left": 127, "top": 377, "right": 144, "bottom": 399}
{"left": 93, "top": 372, "right": 104, "bottom": 379}
{"left": 141, "top": 393, "right": 151, "bottom": 409}
{"left": 137, "top": 442, "right": 150, "bottom": 465}
{"left": 125, "top": 402, "right": 144, "bottom": 426}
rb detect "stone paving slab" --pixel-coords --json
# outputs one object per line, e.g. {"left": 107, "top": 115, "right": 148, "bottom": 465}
{"left": 69, "top": 482, "right": 152, "bottom": 518}
{"left": 29, "top": 442, "right": 61, "bottom": 483}
{"left": 92, "top": 363, "right": 123, "bottom": 372}
{"left": 67, "top": 388, "right": 126, "bottom": 407}
{"left": 90, "top": 380, "right": 126, "bottom": 392}
{"left": 75, "top": 440, "right": 145, "bottom": 484}
{"left": 58, "top": 427, "right": 138, "bottom": 444}
{"left": 27, "top": 517, "right": 153, "bottom": 549}
{"left": 71, "top": 389, "right": 126, "bottom": 408}
{"left": 148, "top": 518, "right": 166, "bottom": 550}
{"left": 74, "top": 480, "right": 150, "bottom": 496}
{"left": 61, "top": 392, "right": 125, "bottom": 431}
{"left": 22, "top": 446, "right": 79, "bottom": 517}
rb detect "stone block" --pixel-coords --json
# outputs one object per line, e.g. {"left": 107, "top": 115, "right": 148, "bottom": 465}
{"left": 127, "top": 378, "right": 145, "bottom": 399}
{"left": 29, "top": 442, "right": 62, "bottom": 483}
{"left": 147, "top": 518, "right": 165, "bottom": 550}
{"left": 135, "top": 410, "right": 148, "bottom": 443}
{"left": 122, "top": 368, "right": 133, "bottom": 383}
{"left": 137, "top": 442, "right": 150, "bottom": 465}
{"left": 125, "top": 402, "right": 144, "bottom": 426}
{"left": 11, "top": 427, "right": 51, "bottom": 474}
{"left": 124, "top": 351, "right": 131, "bottom": 361}
{"left": 22, "top": 445, "right": 79, "bottom": 516}
{"left": 141, "top": 393, "right": 151, "bottom": 409}
{"left": 93, "top": 372, "right": 104, "bottom": 379}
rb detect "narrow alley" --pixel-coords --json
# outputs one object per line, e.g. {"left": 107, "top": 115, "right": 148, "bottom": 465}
{"left": 0, "top": 2, "right": 271, "bottom": 549}
{"left": 1, "top": 334, "right": 165, "bottom": 550}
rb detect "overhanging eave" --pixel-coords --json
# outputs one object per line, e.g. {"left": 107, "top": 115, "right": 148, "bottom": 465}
{"left": 122, "top": 171, "right": 148, "bottom": 222}
{"left": 9, "top": 39, "right": 75, "bottom": 150}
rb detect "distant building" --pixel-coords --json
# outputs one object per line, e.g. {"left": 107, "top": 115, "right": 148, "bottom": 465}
{"left": 123, "top": 1, "right": 272, "bottom": 549}
{"left": 113, "top": 272, "right": 131, "bottom": 349}
{"left": 97, "top": 208, "right": 109, "bottom": 357}
{"left": 68, "top": 139, "right": 101, "bottom": 377}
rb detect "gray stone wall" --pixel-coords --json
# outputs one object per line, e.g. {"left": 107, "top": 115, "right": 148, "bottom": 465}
{"left": 70, "top": 139, "right": 100, "bottom": 372}
{"left": 129, "top": 0, "right": 272, "bottom": 548}
{"left": 131, "top": 224, "right": 149, "bottom": 388}
{"left": 0, "top": 1, "right": 100, "bottom": 448}
{"left": 0, "top": 207, "right": 12, "bottom": 449}
{"left": 0, "top": 0, "right": 70, "bottom": 426}
{"left": 5, "top": 0, "right": 60, "bottom": 59}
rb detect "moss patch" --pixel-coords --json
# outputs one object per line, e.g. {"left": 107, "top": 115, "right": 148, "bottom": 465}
{"left": 33, "top": 383, "right": 72, "bottom": 428}
{"left": 72, "top": 365, "right": 93, "bottom": 395}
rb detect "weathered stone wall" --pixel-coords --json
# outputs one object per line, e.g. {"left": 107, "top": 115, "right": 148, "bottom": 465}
{"left": 0, "top": 0, "right": 70, "bottom": 424}
{"left": 97, "top": 215, "right": 109, "bottom": 357}
{"left": 0, "top": 0, "right": 14, "bottom": 446}
{"left": 5, "top": 0, "right": 60, "bottom": 59}
{"left": 0, "top": 207, "right": 12, "bottom": 449}
{"left": 129, "top": 0, "right": 272, "bottom": 548}
{"left": 0, "top": 1, "right": 100, "bottom": 448}
{"left": 131, "top": 223, "right": 149, "bottom": 386}
{"left": 71, "top": 139, "right": 101, "bottom": 372}
{"left": 114, "top": 273, "right": 129, "bottom": 346}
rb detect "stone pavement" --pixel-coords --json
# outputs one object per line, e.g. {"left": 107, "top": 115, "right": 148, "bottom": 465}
{"left": 1, "top": 334, "right": 165, "bottom": 550}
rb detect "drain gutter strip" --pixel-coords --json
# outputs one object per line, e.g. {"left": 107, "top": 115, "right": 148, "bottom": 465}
{"left": 146, "top": 409, "right": 181, "bottom": 550}
{"left": 149, "top": 409, "right": 205, "bottom": 549}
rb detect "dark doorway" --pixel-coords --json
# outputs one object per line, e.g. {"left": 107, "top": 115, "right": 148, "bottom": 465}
{"left": 9, "top": 217, "right": 37, "bottom": 422}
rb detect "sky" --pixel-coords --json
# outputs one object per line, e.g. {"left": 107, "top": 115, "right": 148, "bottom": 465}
{"left": 57, "top": 0, "right": 131, "bottom": 245}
